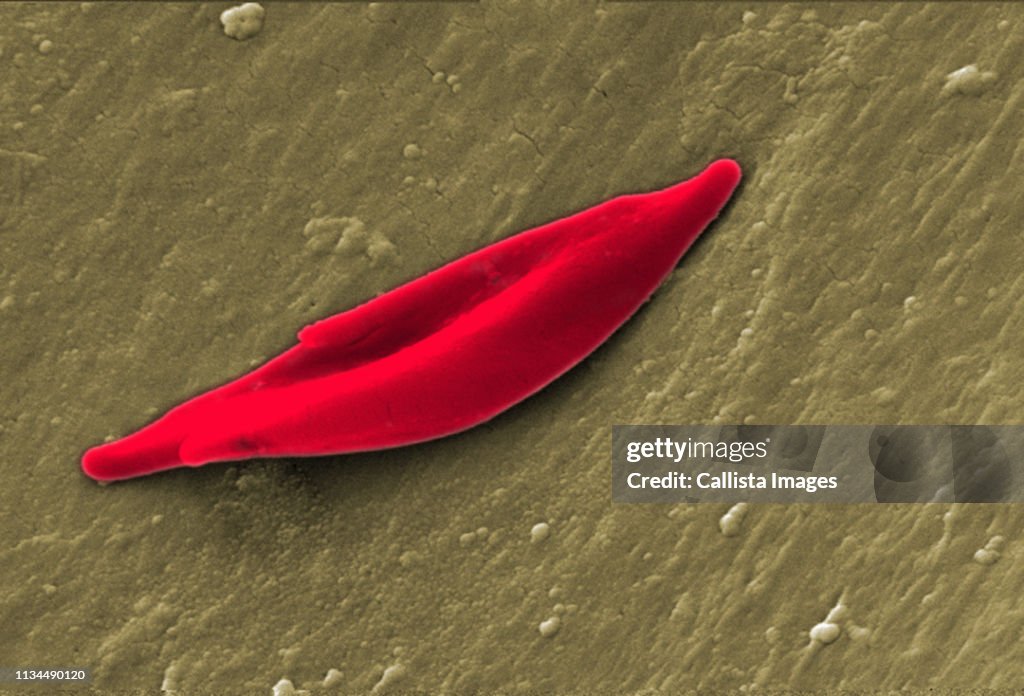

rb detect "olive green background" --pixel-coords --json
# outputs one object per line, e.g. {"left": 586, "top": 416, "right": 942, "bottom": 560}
{"left": 1, "top": 1, "right": 1022, "bottom": 693}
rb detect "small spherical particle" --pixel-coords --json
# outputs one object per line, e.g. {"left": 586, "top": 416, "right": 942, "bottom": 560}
{"left": 847, "top": 625, "right": 871, "bottom": 641}
{"left": 809, "top": 621, "right": 841, "bottom": 644}
{"left": 719, "top": 514, "right": 742, "bottom": 537}
{"left": 985, "top": 535, "right": 1006, "bottom": 551}
{"left": 272, "top": 679, "right": 296, "bottom": 696}
{"left": 942, "top": 64, "right": 997, "bottom": 97}
{"left": 973, "top": 548, "right": 999, "bottom": 565}
{"left": 373, "top": 663, "right": 407, "bottom": 692}
{"left": 718, "top": 503, "right": 748, "bottom": 538}
{"left": 402, "top": 143, "right": 422, "bottom": 160}
{"left": 322, "top": 669, "right": 343, "bottom": 688}
{"left": 538, "top": 616, "right": 561, "bottom": 637}
{"left": 530, "top": 522, "right": 550, "bottom": 543}
{"left": 38, "top": 39, "right": 54, "bottom": 54}
{"left": 220, "top": 3, "right": 265, "bottom": 41}
{"left": 825, "top": 601, "right": 848, "bottom": 623}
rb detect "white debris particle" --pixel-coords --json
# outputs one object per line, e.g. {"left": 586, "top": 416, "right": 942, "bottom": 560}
{"left": 973, "top": 535, "right": 1005, "bottom": 565}
{"left": 825, "top": 600, "right": 848, "bottom": 624}
{"left": 220, "top": 3, "right": 265, "bottom": 41}
{"left": 973, "top": 548, "right": 999, "bottom": 565}
{"left": 371, "top": 663, "right": 407, "bottom": 694}
{"left": 538, "top": 615, "right": 561, "bottom": 637}
{"left": 322, "top": 669, "right": 343, "bottom": 688}
{"left": 872, "top": 386, "right": 896, "bottom": 406}
{"left": 272, "top": 678, "right": 296, "bottom": 696}
{"left": 847, "top": 624, "right": 871, "bottom": 642}
{"left": 941, "top": 64, "right": 997, "bottom": 97}
{"left": 719, "top": 502, "right": 748, "bottom": 537}
{"left": 530, "top": 522, "right": 551, "bottom": 543}
{"left": 161, "top": 663, "right": 179, "bottom": 692}
{"left": 809, "top": 621, "right": 841, "bottom": 645}
{"left": 302, "top": 216, "right": 395, "bottom": 265}
{"left": 985, "top": 535, "right": 1006, "bottom": 551}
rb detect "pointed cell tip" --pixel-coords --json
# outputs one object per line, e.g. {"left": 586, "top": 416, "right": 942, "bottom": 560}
{"left": 81, "top": 447, "right": 117, "bottom": 482}
{"left": 652, "top": 158, "right": 743, "bottom": 220}
{"left": 81, "top": 430, "right": 186, "bottom": 482}
{"left": 653, "top": 158, "right": 743, "bottom": 206}
{"left": 703, "top": 158, "right": 743, "bottom": 190}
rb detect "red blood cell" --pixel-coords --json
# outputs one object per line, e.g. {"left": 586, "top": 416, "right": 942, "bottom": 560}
{"left": 82, "top": 159, "right": 742, "bottom": 481}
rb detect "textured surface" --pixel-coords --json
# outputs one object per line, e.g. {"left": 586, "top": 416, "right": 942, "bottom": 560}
{"left": 1, "top": 1, "right": 1022, "bottom": 693}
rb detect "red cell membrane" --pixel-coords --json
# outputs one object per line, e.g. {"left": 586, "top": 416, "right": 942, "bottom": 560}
{"left": 82, "top": 159, "right": 742, "bottom": 481}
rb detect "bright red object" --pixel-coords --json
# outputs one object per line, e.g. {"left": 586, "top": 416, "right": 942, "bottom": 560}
{"left": 82, "top": 159, "right": 742, "bottom": 481}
